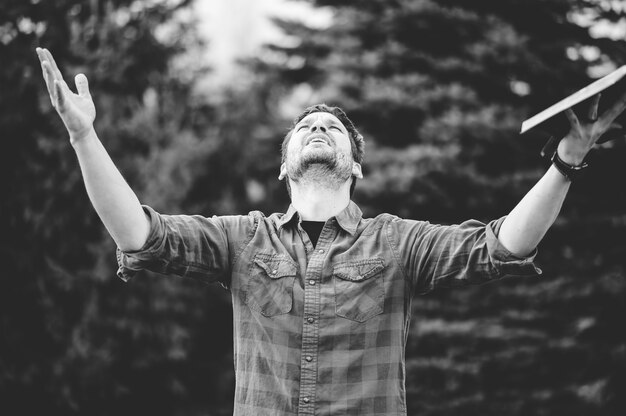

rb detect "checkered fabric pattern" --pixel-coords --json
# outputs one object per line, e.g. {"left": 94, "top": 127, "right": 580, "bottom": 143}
{"left": 117, "top": 202, "right": 541, "bottom": 415}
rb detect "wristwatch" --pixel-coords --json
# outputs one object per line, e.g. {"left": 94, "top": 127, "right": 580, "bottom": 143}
{"left": 550, "top": 150, "right": 588, "bottom": 182}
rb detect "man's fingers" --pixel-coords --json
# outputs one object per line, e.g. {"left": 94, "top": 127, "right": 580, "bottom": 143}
{"left": 599, "top": 89, "right": 626, "bottom": 126}
{"left": 54, "top": 80, "right": 66, "bottom": 109}
{"left": 37, "top": 48, "right": 61, "bottom": 82}
{"left": 597, "top": 131, "right": 625, "bottom": 144}
{"left": 38, "top": 48, "right": 62, "bottom": 99}
{"left": 75, "top": 73, "right": 90, "bottom": 97}
{"left": 35, "top": 47, "right": 46, "bottom": 63}
{"left": 588, "top": 93, "right": 601, "bottom": 122}
{"left": 540, "top": 136, "right": 560, "bottom": 158}
{"left": 597, "top": 122, "right": 625, "bottom": 144}
{"left": 608, "top": 122, "right": 622, "bottom": 131}
{"left": 564, "top": 108, "right": 581, "bottom": 130}
{"left": 40, "top": 62, "right": 51, "bottom": 90}
{"left": 43, "top": 48, "right": 64, "bottom": 80}
{"left": 41, "top": 62, "right": 57, "bottom": 103}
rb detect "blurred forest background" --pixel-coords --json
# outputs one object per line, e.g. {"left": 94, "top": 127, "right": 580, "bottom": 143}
{"left": 1, "top": 0, "right": 625, "bottom": 415}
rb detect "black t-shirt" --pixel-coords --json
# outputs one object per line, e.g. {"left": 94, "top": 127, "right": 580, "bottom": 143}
{"left": 301, "top": 221, "right": 325, "bottom": 248}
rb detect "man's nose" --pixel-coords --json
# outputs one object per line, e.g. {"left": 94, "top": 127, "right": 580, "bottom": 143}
{"left": 310, "top": 120, "right": 327, "bottom": 132}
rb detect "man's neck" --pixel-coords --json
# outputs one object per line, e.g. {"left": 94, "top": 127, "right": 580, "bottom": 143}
{"left": 289, "top": 180, "right": 351, "bottom": 222}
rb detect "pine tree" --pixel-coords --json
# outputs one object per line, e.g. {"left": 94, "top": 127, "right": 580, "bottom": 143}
{"left": 0, "top": 1, "right": 237, "bottom": 414}
{"left": 252, "top": 1, "right": 626, "bottom": 414}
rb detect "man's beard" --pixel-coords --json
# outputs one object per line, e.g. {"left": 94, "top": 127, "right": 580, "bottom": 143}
{"left": 287, "top": 148, "right": 353, "bottom": 189}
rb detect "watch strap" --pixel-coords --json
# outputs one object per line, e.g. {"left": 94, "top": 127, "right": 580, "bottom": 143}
{"left": 551, "top": 150, "right": 588, "bottom": 181}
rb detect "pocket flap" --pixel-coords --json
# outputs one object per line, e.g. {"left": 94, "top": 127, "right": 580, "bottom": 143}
{"left": 253, "top": 255, "right": 298, "bottom": 279}
{"left": 334, "top": 259, "right": 385, "bottom": 282}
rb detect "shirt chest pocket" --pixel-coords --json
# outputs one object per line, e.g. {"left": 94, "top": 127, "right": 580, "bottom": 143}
{"left": 333, "top": 258, "right": 385, "bottom": 322}
{"left": 245, "top": 253, "right": 298, "bottom": 317}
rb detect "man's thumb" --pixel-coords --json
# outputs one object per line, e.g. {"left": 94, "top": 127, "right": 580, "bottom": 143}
{"left": 75, "top": 73, "right": 90, "bottom": 97}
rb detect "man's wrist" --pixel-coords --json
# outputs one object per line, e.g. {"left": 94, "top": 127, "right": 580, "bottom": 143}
{"left": 555, "top": 148, "right": 586, "bottom": 166}
{"left": 551, "top": 150, "right": 588, "bottom": 182}
{"left": 70, "top": 126, "right": 97, "bottom": 146}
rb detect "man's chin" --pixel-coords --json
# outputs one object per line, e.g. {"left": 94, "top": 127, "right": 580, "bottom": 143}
{"left": 301, "top": 161, "right": 334, "bottom": 173}
{"left": 291, "top": 157, "right": 336, "bottom": 179}
{"left": 301, "top": 149, "right": 335, "bottom": 165}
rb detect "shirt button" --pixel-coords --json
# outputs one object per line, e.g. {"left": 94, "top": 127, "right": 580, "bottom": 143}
{"left": 303, "top": 397, "right": 310, "bottom": 404}
{"left": 318, "top": 249, "right": 324, "bottom": 254}
{"left": 307, "top": 317, "right": 314, "bottom": 324}
{"left": 309, "top": 280, "right": 316, "bottom": 286}
{"left": 305, "top": 355, "right": 313, "bottom": 362}
{"left": 271, "top": 270, "right": 278, "bottom": 275}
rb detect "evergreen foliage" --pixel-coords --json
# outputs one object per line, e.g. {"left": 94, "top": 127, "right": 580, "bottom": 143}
{"left": 0, "top": 0, "right": 625, "bottom": 414}
{"left": 251, "top": 0, "right": 626, "bottom": 414}
{"left": 1, "top": 1, "right": 234, "bottom": 414}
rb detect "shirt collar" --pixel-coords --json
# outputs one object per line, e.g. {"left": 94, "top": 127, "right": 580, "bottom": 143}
{"left": 277, "top": 201, "right": 362, "bottom": 236}
{"left": 277, "top": 204, "right": 299, "bottom": 230}
{"left": 334, "top": 200, "right": 362, "bottom": 235}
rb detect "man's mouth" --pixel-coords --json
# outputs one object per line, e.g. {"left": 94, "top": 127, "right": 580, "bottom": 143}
{"left": 306, "top": 134, "right": 331, "bottom": 146}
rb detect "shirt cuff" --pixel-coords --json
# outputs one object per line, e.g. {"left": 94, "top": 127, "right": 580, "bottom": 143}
{"left": 486, "top": 217, "right": 542, "bottom": 277}
{"left": 116, "top": 205, "right": 164, "bottom": 282}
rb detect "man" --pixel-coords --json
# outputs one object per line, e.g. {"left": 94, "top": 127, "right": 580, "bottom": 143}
{"left": 36, "top": 47, "right": 626, "bottom": 415}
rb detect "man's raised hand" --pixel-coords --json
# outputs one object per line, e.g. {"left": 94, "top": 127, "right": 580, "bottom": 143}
{"left": 559, "top": 91, "right": 626, "bottom": 165}
{"left": 36, "top": 47, "right": 96, "bottom": 144}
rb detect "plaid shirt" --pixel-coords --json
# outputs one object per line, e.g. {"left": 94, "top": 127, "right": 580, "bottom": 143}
{"left": 117, "top": 201, "right": 540, "bottom": 415}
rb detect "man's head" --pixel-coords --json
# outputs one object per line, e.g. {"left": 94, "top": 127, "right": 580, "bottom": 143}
{"left": 279, "top": 104, "right": 365, "bottom": 197}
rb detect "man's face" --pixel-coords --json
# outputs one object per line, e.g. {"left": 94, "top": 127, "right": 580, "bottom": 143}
{"left": 279, "top": 112, "right": 362, "bottom": 184}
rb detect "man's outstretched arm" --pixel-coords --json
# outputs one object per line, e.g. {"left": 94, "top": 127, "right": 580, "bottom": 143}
{"left": 498, "top": 92, "right": 626, "bottom": 257}
{"left": 37, "top": 48, "right": 149, "bottom": 251}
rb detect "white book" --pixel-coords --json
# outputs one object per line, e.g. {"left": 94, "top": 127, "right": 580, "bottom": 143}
{"left": 521, "top": 65, "right": 626, "bottom": 135}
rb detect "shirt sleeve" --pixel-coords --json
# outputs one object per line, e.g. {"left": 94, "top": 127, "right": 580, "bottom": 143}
{"left": 388, "top": 216, "right": 542, "bottom": 294}
{"left": 116, "top": 205, "right": 255, "bottom": 287}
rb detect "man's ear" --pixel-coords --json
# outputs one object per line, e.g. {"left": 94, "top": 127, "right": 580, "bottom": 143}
{"left": 278, "top": 163, "right": 287, "bottom": 180}
{"left": 352, "top": 162, "right": 363, "bottom": 179}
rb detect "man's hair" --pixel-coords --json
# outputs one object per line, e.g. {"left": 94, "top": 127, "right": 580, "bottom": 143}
{"left": 280, "top": 104, "right": 365, "bottom": 197}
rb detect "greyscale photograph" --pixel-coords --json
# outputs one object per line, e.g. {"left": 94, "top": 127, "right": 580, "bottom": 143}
{"left": 1, "top": 0, "right": 625, "bottom": 415}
